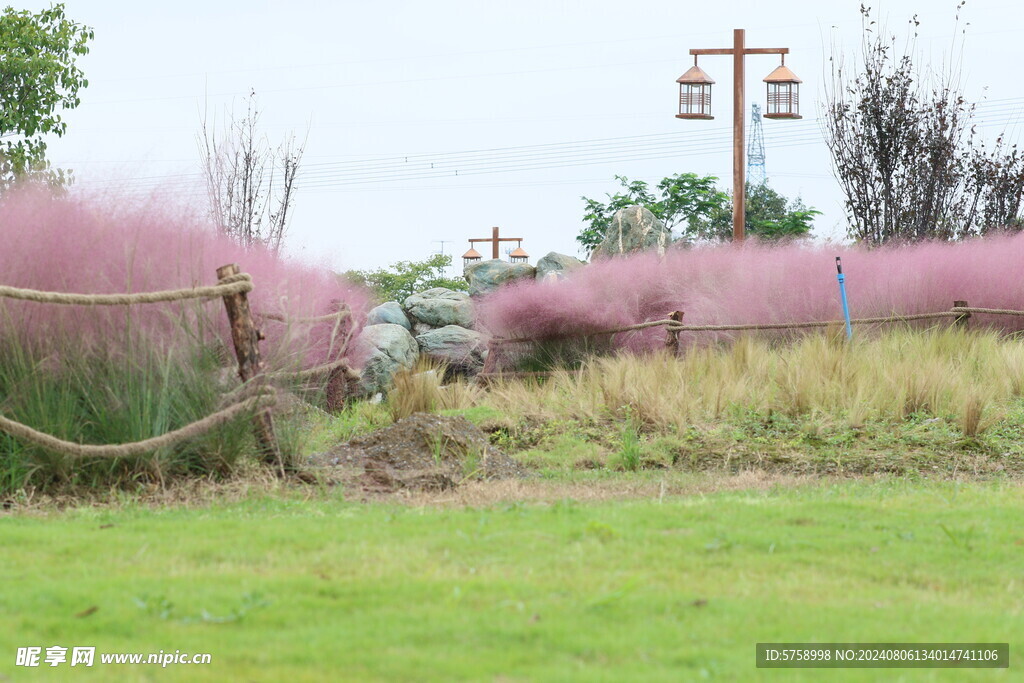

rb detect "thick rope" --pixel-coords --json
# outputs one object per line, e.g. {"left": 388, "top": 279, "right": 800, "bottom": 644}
{"left": 215, "top": 382, "right": 278, "bottom": 410}
{"left": 672, "top": 312, "right": 958, "bottom": 332}
{"left": 263, "top": 309, "right": 350, "bottom": 324}
{"left": 264, "top": 357, "right": 355, "bottom": 381}
{"left": 0, "top": 273, "right": 252, "bottom": 306}
{"left": 951, "top": 306, "right": 1024, "bottom": 316}
{"left": 0, "top": 391, "right": 276, "bottom": 459}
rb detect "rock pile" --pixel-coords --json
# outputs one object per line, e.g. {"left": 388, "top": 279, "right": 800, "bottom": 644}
{"left": 352, "top": 236, "right": 638, "bottom": 393}
{"left": 356, "top": 287, "right": 484, "bottom": 393}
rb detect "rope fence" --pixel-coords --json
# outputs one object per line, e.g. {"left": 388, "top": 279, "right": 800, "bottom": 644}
{"left": 264, "top": 356, "right": 358, "bottom": 382}
{"left": 487, "top": 304, "right": 1024, "bottom": 346}
{"left": 263, "top": 309, "right": 349, "bottom": 324}
{"left": 0, "top": 267, "right": 290, "bottom": 463}
{"left": 0, "top": 272, "right": 252, "bottom": 306}
{"left": 489, "top": 310, "right": 968, "bottom": 346}
{"left": 0, "top": 390, "right": 276, "bottom": 459}
{"left": 480, "top": 301, "right": 1024, "bottom": 377}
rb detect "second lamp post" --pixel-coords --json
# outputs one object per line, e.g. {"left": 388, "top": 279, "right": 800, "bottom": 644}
{"left": 675, "top": 28, "right": 801, "bottom": 241}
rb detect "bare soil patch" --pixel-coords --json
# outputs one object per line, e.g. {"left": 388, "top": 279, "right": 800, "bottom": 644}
{"left": 311, "top": 413, "right": 526, "bottom": 493}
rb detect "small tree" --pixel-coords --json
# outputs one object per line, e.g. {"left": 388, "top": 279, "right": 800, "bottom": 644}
{"left": 692, "top": 182, "right": 820, "bottom": 241}
{"left": 824, "top": 5, "right": 1024, "bottom": 243}
{"left": 0, "top": 3, "right": 93, "bottom": 190}
{"left": 344, "top": 254, "right": 469, "bottom": 304}
{"left": 578, "top": 173, "right": 727, "bottom": 255}
{"left": 964, "top": 135, "right": 1024, "bottom": 232}
{"left": 199, "top": 91, "right": 306, "bottom": 252}
{"left": 580, "top": 175, "right": 817, "bottom": 254}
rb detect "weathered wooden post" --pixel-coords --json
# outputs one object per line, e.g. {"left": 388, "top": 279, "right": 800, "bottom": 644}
{"left": 480, "top": 340, "right": 499, "bottom": 376}
{"left": 665, "top": 311, "right": 684, "bottom": 355}
{"left": 216, "top": 263, "right": 282, "bottom": 468}
{"left": 954, "top": 300, "right": 970, "bottom": 329}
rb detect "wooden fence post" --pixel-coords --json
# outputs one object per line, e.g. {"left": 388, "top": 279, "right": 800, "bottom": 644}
{"left": 953, "top": 300, "right": 970, "bottom": 329}
{"left": 665, "top": 311, "right": 684, "bottom": 355}
{"left": 216, "top": 263, "right": 282, "bottom": 469}
{"left": 480, "top": 340, "right": 499, "bottom": 376}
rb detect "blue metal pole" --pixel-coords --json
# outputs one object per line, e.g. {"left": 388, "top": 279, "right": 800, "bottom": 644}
{"left": 836, "top": 257, "right": 853, "bottom": 340}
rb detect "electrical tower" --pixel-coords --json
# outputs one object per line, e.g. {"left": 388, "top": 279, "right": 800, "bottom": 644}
{"left": 747, "top": 103, "right": 767, "bottom": 187}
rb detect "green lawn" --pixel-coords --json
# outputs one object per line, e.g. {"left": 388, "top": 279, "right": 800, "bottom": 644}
{"left": 2, "top": 478, "right": 1021, "bottom": 681}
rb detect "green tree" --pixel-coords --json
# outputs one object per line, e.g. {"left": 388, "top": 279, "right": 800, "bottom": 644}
{"left": 0, "top": 3, "right": 93, "bottom": 189}
{"left": 580, "top": 175, "right": 819, "bottom": 254}
{"left": 578, "top": 173, "right": 727, "bottom": 256}
{"left": 693, "top": 182, "right": 821, "bottom": 240}
{"left": 344, "top": 254, "right": 469, "bottom": 303}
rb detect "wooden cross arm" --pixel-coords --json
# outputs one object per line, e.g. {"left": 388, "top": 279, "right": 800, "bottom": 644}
{"left": 689, "top": 47, "right": 789, "bottom": 56}
{"left": 469, "top": 237, "right": 523, "bottom": 243}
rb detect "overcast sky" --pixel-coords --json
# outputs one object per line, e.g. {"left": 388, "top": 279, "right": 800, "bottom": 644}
{"left": 32, "top": 0, "right": 1024, "bottom": 272}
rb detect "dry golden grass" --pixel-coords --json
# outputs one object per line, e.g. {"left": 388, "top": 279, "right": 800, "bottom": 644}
{"left": 480, "top": 327, "right": 1021, "bottom": 435}
{"left": 388, "top": 359, "right": 484, "bottom": 421}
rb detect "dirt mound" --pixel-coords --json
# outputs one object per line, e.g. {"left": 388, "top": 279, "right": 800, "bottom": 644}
{"left": 319, "top": 413, "right": 524, "bottom": 492}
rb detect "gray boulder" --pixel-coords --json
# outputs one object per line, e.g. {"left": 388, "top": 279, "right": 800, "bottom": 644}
{"left": 416, "top": 325, "right": 486, "bottom": 376}
{"left": 366, "top": 301, "right": 411, "bottom": 330}
{"left": 535, "top": 252, "right": 585, "bottom": 281}
{"left": 403, "top": 287, "right": 474, "bottom": 329}
{"left": 591, "top": 205, "right": 672, "bottom": 259}
{"left": 354, "top": 323, "right": 419, "bottom": 394}
{"left": 464, "top": 259, "right": 536, "bottom": 297}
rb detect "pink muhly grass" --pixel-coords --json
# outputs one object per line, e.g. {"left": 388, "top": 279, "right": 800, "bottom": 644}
{"left": 0, "top": 187, "right": 370, "bottom": 370}
{"left": 477, "top": 236, "right": 1024, "bottom": 352}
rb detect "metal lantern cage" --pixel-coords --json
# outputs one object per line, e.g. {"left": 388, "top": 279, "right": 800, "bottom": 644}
{"left": 763, "top": 57, "right": 802, "bottom": 119}
{"left": 462, "top": 247, "right": 482, "bottom": 270}
{"left": 675, "top": 59, "right": 715, "bottom": 120}
{"left": 509, "top": 243, "right": 529, "bottom": 264}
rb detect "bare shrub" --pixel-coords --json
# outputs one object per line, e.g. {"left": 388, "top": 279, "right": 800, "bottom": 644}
{"left": 199, "top": 91, "right": 306, "bottom": 253}
{"left": 823, "top": 5, "right": 1024, "bottom": 243}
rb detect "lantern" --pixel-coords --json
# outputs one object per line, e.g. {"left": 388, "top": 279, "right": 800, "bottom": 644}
{"left": 763, "top": 57, "right": 802, "bottom": 119}
{"left": 675, "top": 58, "right": 715, "bottom": 120}
{"left": 462, "top": 247, "right": 482, "bottom": 270}
{"left": 509, "top": 243, "right": 529, "bottom": 264}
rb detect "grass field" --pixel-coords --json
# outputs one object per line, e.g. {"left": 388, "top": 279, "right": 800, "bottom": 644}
{"left": 4, "top": 328, "right": 1024, "bottom": 680}
{"left": 2, "top": 478, "right": 1021, "bottom": 681}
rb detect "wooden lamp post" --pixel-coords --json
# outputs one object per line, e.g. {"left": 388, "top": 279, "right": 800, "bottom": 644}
{"left": 466, "top": 226, "right": 524, "bottom": 260}
{"left": 677, "top": 29, "right": 801, "bottom": 242}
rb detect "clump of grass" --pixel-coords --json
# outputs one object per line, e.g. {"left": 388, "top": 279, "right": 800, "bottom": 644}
{"left": 615, "top": 414, "right": 643, "bottom": 472}
{"left": 425, "top": 431, "right": 448, "bottom": 467}
{"left": 460, "top": 445, "right": 484, "bottom": 482}
{"left": 389, "top": 362, "right": 444, "bottom": 421}
{"left": 388, "top": 359, "right": 483, "bottom": 422}
{"left": 957, "top": 386, "right": 1000, "bottom": 438}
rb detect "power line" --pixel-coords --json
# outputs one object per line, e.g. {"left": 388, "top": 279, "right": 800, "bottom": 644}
{"left": 74, "top": 99, "right": 1024, "bottom": 194}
